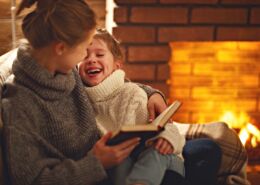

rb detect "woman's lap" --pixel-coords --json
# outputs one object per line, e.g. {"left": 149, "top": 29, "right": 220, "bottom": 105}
{"left": 98, "top": 138, "right": 221, "bottom": 185}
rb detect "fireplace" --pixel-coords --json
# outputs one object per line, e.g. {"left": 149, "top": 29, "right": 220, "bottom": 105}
{"left": 112, "top": 0, "right": 260, "bottom": 184}
{"left": 169, "top": 41, "right": 260, "bottom": 161}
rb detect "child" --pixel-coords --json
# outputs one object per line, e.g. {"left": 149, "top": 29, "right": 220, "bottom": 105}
{"left": 78, "top": 29, "right": 185, "bottom": 185}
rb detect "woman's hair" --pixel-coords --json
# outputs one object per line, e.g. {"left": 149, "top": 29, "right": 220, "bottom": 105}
{"left": 94, "top": 28, "right": 123, "bottom": 61}
{"left": 16, "top": 0, "right": 96, "bottom": 49}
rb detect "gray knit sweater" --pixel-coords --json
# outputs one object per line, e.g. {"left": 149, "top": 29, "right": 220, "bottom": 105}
{"left": 1, "top": 44, "right": 158, "bottom": 185}
{"left": 1, "top": 45, "right": 107, "bottom": 185}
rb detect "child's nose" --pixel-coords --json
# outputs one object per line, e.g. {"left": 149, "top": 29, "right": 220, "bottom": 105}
{"left": 86, "top": 56, "right": 97, "bottom": 64}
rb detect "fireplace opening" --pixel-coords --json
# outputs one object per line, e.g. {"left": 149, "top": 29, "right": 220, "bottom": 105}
{"left": 168, "top": 42, "right": 260, "bottom": 162}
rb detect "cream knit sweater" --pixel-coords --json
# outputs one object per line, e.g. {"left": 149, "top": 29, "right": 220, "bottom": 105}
{"left": 85, "top": 70, "right": 185, "bottom": 155}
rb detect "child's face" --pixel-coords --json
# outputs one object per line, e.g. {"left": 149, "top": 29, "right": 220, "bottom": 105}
{"left": 78, "top": 38, "right": 120, "bottom": 86}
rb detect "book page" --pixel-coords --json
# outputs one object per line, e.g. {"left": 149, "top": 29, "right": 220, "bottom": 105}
{"left": 152, "top": 100, "right": 181, "bottom": 128}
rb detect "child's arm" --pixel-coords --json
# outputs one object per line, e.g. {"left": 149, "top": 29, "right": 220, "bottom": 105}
{"left": 147, "top": 123, "right": 186, "bottom": 155}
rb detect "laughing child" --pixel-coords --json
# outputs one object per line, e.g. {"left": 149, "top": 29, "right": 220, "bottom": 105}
{"left": 78, "top": 29, "right": 185, "bottom": 185}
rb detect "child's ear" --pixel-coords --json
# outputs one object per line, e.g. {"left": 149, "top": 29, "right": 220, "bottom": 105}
{"left": 115, "top": 60, "right": 122, "bottom": 69}
{"left": 54, "top": 42, "right": 66, "bottom": 56}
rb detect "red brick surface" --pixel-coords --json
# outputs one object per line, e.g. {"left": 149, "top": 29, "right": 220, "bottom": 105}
{"left": 251, "top": 8, "right": 260, "bottom": 24}
{"left": 114, "top": 7, "right": 128, "bottom": 23}
{"left": 128, "top": 46, "right": 170, "bottom": 62}
{"left": 222, "top": 0, "right": 260, "bottom": 4}
{"left": 130, "top": 7, "right": 188, "bottom": 24}
{"left": 159, "top": 27, "right": 214, "bottom": 42}
{"left": 115, "top": 0, "right": 156, "bottom": 4}
{"left": 123, "top": 64, "right": 156, "bottom": 81}
{"left": 160, "top": 0, "right": 218, "bottom": 4}
{"left": 191, "top": 8, "right": 247, "bottom": 24}
{"left": 217, "top": 27, "right": 260, "bottom": 40}
{"left": 113, "top": 26, "right": 156, "bottom": 43}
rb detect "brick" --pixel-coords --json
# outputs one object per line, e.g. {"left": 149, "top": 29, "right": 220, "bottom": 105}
{"left": 193, "top": 63, "right": 236, "bottom": 75}
{"left": 159, "top": 27, "right": 214, "bottom": 42}
{"left": 222, "top": 0, "right": 260, "bottom": 5}
{"left": 251, "top": 8, "right": 260, "bottom": 24}
{"left": 192, "top": 8, "right": 247, "bottom": 24}
{"left": 217, "top": 50, "right": 260, "bottom": 63}
{"left": 113, "top": 26, "right": 155, "bottom": 43}
{"left": 179, "top": 99, "right": 256, "bottom": 112}
{"left": 172, "top": 113, "right": 190, "bottom": 123}
{"left": 130, "top": 7, "right": 188, "bottom": 24}
{"left": 115, "top": 0, "right": 156, "bottom": 5}
{"left": 114, "top": 7, "right": 128, "bottom": 23}
{"left": 160, "top": 0, "right": 218, "bottom": 4}
{"left": 238, "top": 89, "right": 260, "bottom": 98}
{"left": 169, "top": 87, "right": 190, "bottom": 98}
{"left": 128, "top": 46, "right": 170, "bottom": 62}
{"left": 169, "top": 63, "right": 191, "bottom": 75}
{"left": 170, "top": 76, "right": 212, "bottom": 87}
{"left": 123, "top": 64, "right": 155, "bottom": 80}
{"left": 192, "top": 87, "right": 238, "bottom": 99}
{"left": 191, "top": 113, "right": 221, "bottom": 124}
{"left": 213, "top": 75, "right": 258, "bottom": 88}
{"left": 217, "top": 27, "right": 260, "bottom": 41}
{"left": 157, "top": 64, "right": 170, "bottom": 80}
{"left": 238, "top": 42, "right": 260, "bottom": 50}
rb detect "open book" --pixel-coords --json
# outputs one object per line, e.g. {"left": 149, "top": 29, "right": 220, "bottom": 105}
{"left": 107, "top": 100, "right": 181, "bottom": 147}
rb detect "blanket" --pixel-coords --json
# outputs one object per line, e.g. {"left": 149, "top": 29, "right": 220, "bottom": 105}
{"left": 175, "top": 121, "right": 250, "bottom": 185}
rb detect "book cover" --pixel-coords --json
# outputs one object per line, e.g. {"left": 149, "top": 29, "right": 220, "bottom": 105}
{"left": 107, "top": 100, "right": 181, "bottom": 147}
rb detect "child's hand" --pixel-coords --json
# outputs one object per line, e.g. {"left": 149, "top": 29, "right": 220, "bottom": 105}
{"left": 154, "top": 138, "right": 173, "bottom": 155}
{"left": 147, "top": 93, "right": 167, "bottom": 122}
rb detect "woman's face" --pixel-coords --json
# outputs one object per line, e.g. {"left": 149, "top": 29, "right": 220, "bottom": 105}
{"left": 55, "top": 31, "right": 94, "bottom": 74}
{"left": 78, "top": 38, "right": 120, "bottom": 86}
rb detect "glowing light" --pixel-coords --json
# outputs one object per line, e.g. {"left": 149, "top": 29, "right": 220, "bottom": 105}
{"left": 239, "top": 128, "right": 249, "bottom": 146}
{"left": 220, "top": 111, "right": 260, "bottom": 148}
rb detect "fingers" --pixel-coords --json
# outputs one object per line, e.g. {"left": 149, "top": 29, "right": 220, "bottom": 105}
{"left": 147, "top": 104, "right": 155, "bottom": 122}
{"left": 98, "top": 132, "right": 112, "bottom": 145}
{"left": 116, "top": 137, "right": 140, "bottom": 150}
{"left": 154, "top": 138, "right": 173, "bottom": 155}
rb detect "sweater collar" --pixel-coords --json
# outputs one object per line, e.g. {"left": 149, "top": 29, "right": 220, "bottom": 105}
{"left": 85, "top": 69, "right": 125, "bottom": 102}
{"left": 12, "top": 43, "right": 76, "bottom": 101}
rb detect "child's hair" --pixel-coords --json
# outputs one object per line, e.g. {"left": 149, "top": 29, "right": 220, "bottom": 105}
{"left": 94, "top": 28, "right": 123, "bottom": 61}
{"left": 16, "top": 0, "right": 96, "bottom": 49}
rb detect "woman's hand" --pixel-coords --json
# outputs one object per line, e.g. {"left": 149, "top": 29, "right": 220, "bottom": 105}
{"left": 154, "top": 138, "right": 173, "bottom": 155}
{"left": 92, "top": 132, "right": 140, "bottom": 169}
{"left": 147, "top": 93, "right": 167, "bottom": 122}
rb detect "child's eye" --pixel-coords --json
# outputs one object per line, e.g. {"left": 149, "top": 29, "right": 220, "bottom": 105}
{"left": 96, "top": 54, "right": 104, "bottom": 57}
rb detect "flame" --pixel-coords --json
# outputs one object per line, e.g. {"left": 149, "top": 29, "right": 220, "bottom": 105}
{"left": 219, "top": 111, "right": 260, "bottom": 148}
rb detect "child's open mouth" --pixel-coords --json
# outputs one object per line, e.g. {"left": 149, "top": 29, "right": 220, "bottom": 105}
{"left": 87, "top": 68, "right": 102, "bottom": 77}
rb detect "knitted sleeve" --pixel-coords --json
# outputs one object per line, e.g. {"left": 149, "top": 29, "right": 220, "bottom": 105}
{"left": 147, "top": 123, "right": 186, "bottom": 155}
{"left": 2, "top": 100, "right": 107, "bottom": 185}
{"left": 128, "top": 82, "right": 166, "bottom": 103}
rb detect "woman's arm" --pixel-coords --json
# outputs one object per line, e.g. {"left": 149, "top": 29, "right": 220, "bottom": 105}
{"left": 135, "top": 83, "right": 167, "bottom": 121}
{"left": 2, "top": 101, "right": 106, "bottom": 185}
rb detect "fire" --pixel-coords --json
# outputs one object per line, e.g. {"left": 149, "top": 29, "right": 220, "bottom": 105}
{"left": 219, "top": 111, "right": 260, "bottom": 148}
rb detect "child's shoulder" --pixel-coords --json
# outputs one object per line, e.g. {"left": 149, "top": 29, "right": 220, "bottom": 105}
{"left": 120, "top": 82, "right": 147, "bottom": 100}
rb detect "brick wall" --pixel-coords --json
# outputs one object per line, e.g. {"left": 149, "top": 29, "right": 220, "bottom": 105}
{"left": 113, "top": 0, "right": 260, "bottom": 124}
{"left": 0, "top": 0, "right": 106, "bottom": 55}
{"left": 169, "top": 42, "right": 260, "bottom": 124}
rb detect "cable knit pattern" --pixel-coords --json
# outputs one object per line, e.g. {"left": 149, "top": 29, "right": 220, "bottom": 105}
{"left": 1, "top": 44, "right": 107, "bottom": 185}
{"left": 85, "top": 70, "right": 185, "bottom": 156}
{"left": 85, "top": 70, "right": 148, "bottom": 133}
